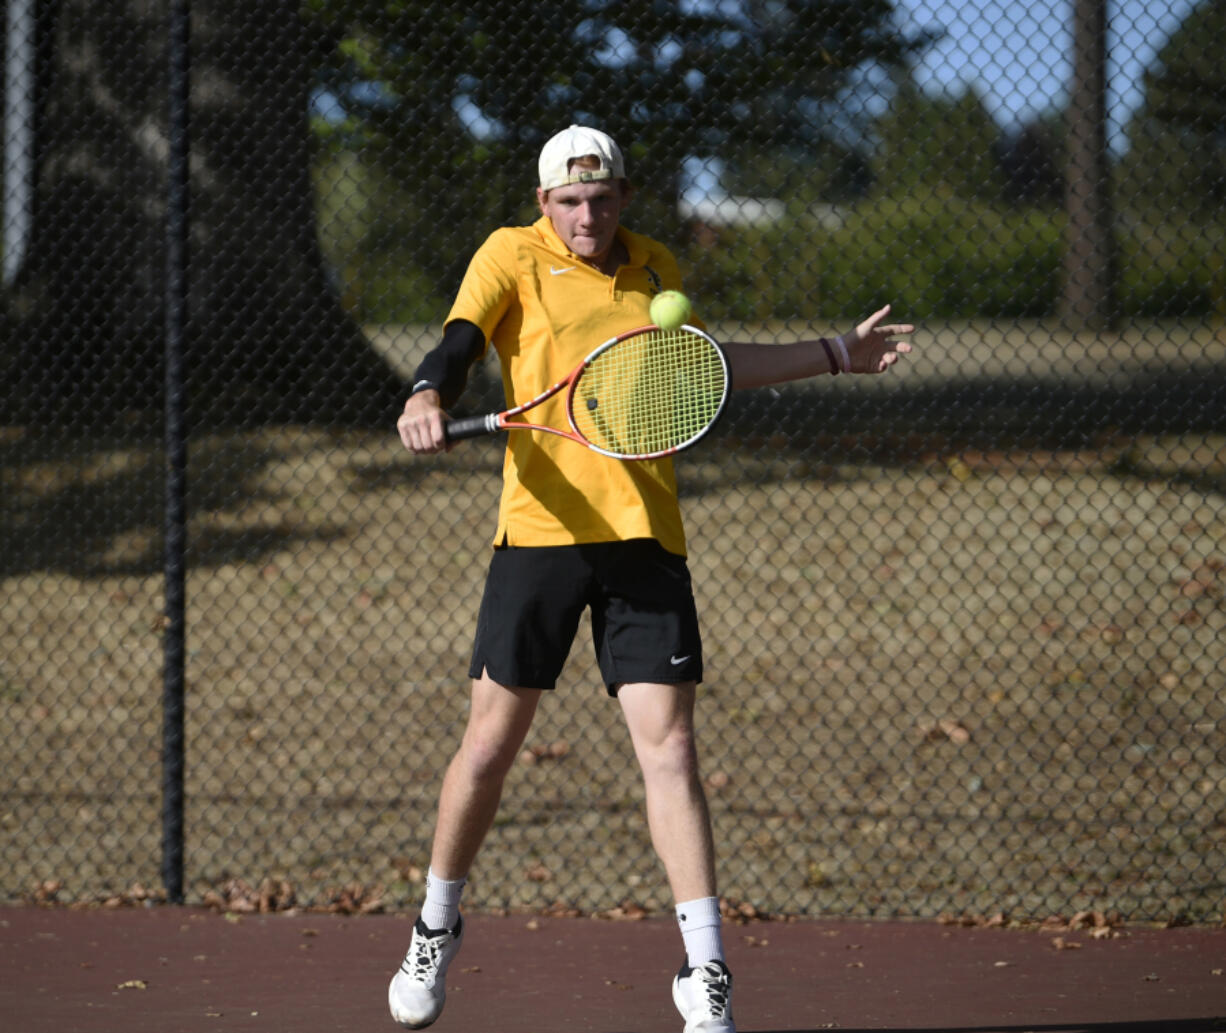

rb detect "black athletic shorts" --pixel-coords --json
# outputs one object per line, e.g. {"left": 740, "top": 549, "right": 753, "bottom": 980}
{"left": 468, "top": 538, "right": 703, "bottom": 695}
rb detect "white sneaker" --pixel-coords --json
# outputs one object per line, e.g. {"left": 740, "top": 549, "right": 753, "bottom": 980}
{"left": 672, "top": 959, "right": 735, "bottom": 1033}
{"left": 388, "top": 916, "right": 464, "bottom": 1029}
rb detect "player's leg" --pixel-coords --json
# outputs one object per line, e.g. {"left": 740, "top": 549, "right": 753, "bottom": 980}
{"left": 591, "top": 540, "right": 717, "bottom": 908}
{"left": 391, "top": 544, "right": 588, "bottom": 1029}
{"left": 427, "top": 543, "right": 587, "bottom": 890}
{"left": 617, "top": 680, "right": 716, "bottom": 902}
{"left": 592, "top": 539, "right": 733, "bottom": 1033}
{"left": 618, "top": 681, "right": 734, "bottom": 1033}
{"left": 431, "top": 672, "right": 542, "bottom": 881}
{"left": 389, "top": 673, "right": 541, "bottom": 1029}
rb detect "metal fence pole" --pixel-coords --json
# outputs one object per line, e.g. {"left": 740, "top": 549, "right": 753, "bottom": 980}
{"left": 161, "top": 0, "right": 191, "bottom": 905}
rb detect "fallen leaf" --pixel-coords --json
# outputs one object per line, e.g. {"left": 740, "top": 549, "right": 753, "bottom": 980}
{"left": 390, "top": 859, "right": 425, "bottom": 883}
{"left": 918, "top": 718, "right": 971, "bottom": 745}
{"left": 524, "top": 863, "right": 552, "bottom": 883}
{"left": 1070, "top": 910, "right": 1107, "bottom": 930}
{"left": 946, "top": 456, "right": 973, "bottom": 482}
{"left": 719, "top": 898, "right": 762, "bottom": 923}
{"left": 596, "top": 901, "right": 649, "bottom": 921}
{"left": 520, "top": 742, "right": 570, "bottom": 764}
{"left": 33, "top": 880, "right": 63, "bottom": 904}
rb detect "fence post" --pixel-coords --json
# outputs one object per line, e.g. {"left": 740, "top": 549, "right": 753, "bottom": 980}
{"left": 161, "top": 0, "right": 191, "bottom": 905}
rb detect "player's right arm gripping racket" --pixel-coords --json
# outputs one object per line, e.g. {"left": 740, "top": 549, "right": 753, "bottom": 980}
{"left": 444, "top": 324, "right": 730, "bottom": 461}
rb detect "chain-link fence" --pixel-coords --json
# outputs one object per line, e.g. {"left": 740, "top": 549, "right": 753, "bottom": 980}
{"left": 3, "top": 1, "right": 1224, "bottom": 923}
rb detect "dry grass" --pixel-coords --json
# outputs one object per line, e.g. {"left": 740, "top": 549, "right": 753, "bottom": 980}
{"left": 3, "top": 320, "right": 1225, "bottom": 922}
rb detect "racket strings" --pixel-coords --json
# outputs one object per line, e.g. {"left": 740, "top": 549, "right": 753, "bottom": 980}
{"left": 571, "top": 329, "right": 726, "bottom": 457}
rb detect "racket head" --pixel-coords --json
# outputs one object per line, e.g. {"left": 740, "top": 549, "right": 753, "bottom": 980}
{"left": 566, "top": 324, "right": 730, "bottom": 460}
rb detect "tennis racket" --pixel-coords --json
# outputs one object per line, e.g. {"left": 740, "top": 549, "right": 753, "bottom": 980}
{"left": 444, "top": 324, "right": 730, "bottom": 461}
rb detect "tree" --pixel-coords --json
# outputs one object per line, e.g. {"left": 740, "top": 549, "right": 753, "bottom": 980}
{"left": 1119, "top": 0, "right": 1226, "bottom": 215}
{"left": 997, "top": 117, "right": 1064, "bottom": 208}
{"left": 2, "top": 1, "right": 404, "bottom": 425}
{"left": 2, "top": 1, "right": 930, "bottom": 424}
{"left": 309, "top": 0, "right": 933, "bottom": 304}
{"left": 872, "top": 82, "right": 1004, "bottom": 203}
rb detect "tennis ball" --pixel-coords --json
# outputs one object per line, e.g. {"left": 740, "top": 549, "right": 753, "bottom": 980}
{"left": 650, "top": 290, "right": 692, "bottom": 331}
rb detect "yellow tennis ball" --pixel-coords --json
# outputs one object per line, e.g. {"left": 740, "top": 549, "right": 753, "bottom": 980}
{"left": 650, "top": 290, "right": 692, "bottom": 331}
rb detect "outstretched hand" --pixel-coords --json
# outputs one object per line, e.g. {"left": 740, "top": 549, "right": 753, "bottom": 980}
{"left": 842, "top": 305, "right": 914, "bottom": 374}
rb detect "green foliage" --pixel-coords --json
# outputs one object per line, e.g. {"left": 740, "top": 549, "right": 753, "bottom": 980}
{"left": 682, "top": 190, "right": 1064, "bottom": 321}
{"left": 312, "top": 147, "right": 452, "bottom": 324}
{"left": 1119, "top": 0, "right": 1226, "bottom": 215}
{"left": 873, "top": 83, "right": 1006, "bottom": 204}
{"left": 678, "top": 191, "right": 1221, "bottom": 322}
{"left": 317, "top": 147, "right": 1222, "bottom": 324}
{"left": 304, "top": 1, "right": 1222, "bottom": 325}
{"left": 1115, "top": 214, "right": 1224, "bottom": 318}
{"left": 305, "top": 0, "right": 933, "bottom": 305}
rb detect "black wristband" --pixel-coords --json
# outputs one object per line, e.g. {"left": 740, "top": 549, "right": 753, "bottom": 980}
{"left": 819, "top": 338, "right": 839, "bottom": 376}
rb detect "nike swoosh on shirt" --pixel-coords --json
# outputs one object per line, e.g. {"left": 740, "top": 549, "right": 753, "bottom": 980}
{"left": 550, "top": 265, "right": 576, "bottom": 275}
{"left": 670, "top": 655, "right": 692, "bottom": 665}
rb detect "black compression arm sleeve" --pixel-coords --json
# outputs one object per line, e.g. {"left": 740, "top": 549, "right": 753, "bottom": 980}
{"left": 410, "top": 319, "right": 486, "bottom": 409}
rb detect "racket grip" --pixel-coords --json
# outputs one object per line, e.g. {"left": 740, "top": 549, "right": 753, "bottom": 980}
{"left": 443, "top": 413, "right": 499, "bottom": 442}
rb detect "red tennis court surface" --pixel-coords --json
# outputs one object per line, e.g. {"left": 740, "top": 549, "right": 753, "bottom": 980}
{"left": 2, "top": 907, "right": 1223, "bottom": 1032}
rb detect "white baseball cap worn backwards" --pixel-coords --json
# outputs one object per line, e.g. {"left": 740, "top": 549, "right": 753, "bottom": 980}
{"left": 538, "top": 124, "right": 626, "bottom": 191}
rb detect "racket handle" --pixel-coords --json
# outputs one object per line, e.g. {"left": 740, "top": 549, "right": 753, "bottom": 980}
{"left": 444, "top": 413, "right": 500, "bottom": 442}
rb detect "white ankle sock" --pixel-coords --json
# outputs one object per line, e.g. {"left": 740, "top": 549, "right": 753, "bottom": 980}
{"left": 676, "top": 896, "right": 725, "bottom": 967}
{"left": 420, "top": 868, "right": 466, "bottom": 932}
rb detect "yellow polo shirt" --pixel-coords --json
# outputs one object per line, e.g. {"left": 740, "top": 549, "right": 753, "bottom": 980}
{"left": 447, "top": 215, "right": 690, "bottom": 555}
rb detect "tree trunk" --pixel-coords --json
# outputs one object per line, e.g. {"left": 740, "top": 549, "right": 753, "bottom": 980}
{"left": 1061, "top": 0, "right": 1117, "bottom": 330}
{"left": 3, "top": 0, "right": 404, "bottom": 425}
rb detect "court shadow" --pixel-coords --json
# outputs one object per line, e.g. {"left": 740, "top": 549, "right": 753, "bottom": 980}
{"left": 739, "top": 1019, "right": 1224, "bottom": 1033}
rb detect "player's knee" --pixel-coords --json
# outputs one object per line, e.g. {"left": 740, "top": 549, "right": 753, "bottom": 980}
{"left": 640, "top": 726, "right": 700, "bottom": 783}
{"left": 457, "top": 729, "right": 521, "bottom": 784}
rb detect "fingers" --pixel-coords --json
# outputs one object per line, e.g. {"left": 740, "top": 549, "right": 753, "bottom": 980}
{"left": 875, "top": 338, "right": 914, "bottom": 372}
{"left": 853, "top": 304, "right": 891, "bottom": 340}
{"left": 875, "top": 344, "right": 907, "bottom": 372}
{"left": 397, "top": 396, "right": 449, "bottom": 454}
{"left": 846, "top": 306, "right": 915, "bottom": 374}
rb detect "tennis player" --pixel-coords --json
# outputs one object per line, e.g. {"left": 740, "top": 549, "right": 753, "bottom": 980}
{"left": 391, "top": 125, "right": 912, "bottom": 1032}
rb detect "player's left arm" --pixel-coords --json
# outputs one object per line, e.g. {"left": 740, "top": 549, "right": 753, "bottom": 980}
{"left": 722, "top": 304, "right": 914, "bottom": 391}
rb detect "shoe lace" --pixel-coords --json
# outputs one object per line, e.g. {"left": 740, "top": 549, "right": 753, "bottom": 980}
{"left": 694, "top": 963, "right": 732, "bottom": 1016}
{"left": 405, "top": 931, "right": 447, "bottom": 984}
